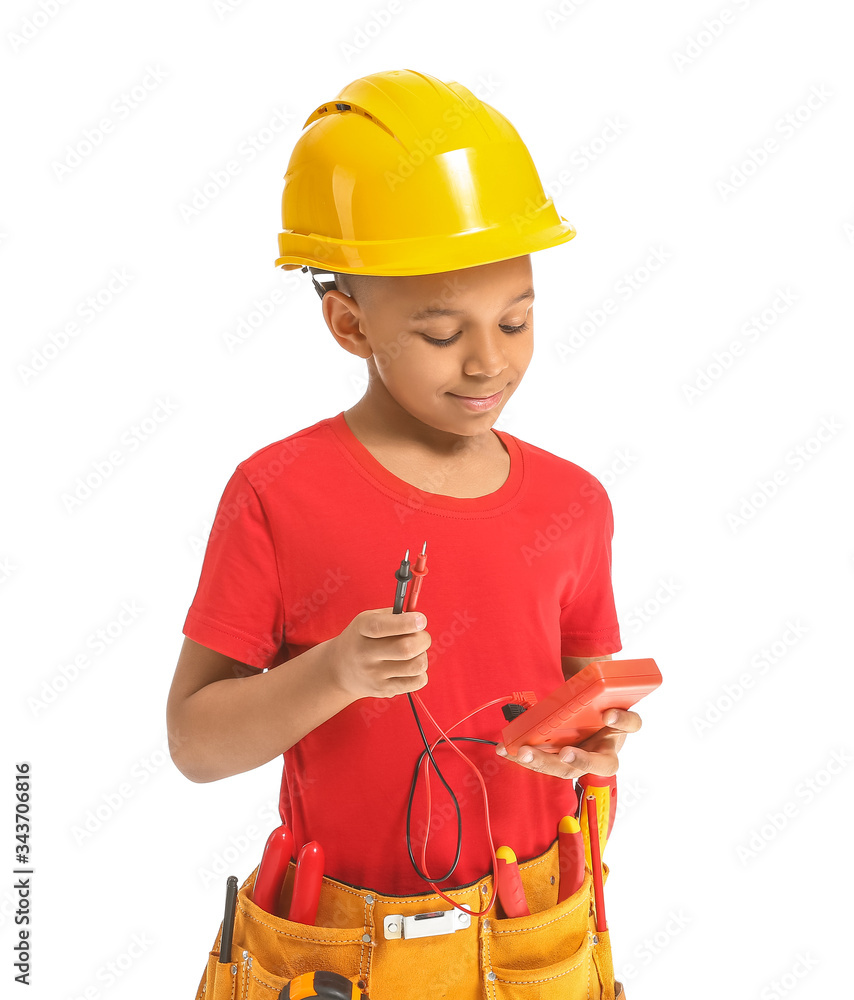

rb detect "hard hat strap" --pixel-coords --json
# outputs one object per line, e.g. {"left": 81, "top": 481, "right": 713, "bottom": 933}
{"left": 302, "top": 266, "right": 337, "bottom": 302}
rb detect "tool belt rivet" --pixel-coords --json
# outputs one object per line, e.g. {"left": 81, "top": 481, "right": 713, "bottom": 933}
{"left": 365, "top": 895, "right": 374, "bottom": 904}
{"left": 487, "top": 971, "right": 497, "bottom": 981}
{"left": 362, "top": 933, "right": 372, "bottom": 943}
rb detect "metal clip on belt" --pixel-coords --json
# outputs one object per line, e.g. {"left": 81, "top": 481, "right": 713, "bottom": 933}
{"left": 382, "top": 908, "right": 471, "bottom": 940}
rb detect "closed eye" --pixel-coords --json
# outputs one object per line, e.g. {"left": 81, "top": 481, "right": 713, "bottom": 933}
{"left": 422, "top": 321, "right": 530, "bottom": 348}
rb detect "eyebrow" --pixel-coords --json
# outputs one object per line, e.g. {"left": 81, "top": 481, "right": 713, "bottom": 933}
{"left": 408, "top": 287, "right": 535, "bottom": 321}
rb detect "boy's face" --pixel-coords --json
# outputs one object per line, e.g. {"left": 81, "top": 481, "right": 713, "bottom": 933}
{"left": 324, "top": 255, "right": 535, "bottom": 438}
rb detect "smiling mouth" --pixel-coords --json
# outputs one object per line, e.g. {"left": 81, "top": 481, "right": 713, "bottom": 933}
{"left": 451, "top": 388, "right": 505, "bottom": 399}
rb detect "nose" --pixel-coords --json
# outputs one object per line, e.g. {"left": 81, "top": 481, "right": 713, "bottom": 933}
{"left": 461, "top": 327, "right": 512, "bottom": 378}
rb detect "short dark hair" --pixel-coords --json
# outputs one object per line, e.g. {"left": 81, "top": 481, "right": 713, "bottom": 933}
{"left": 333, "top": 271, "right": 379, "bottom": 302}
{"left": 306, "top": 267, "right": 383, "bottom": 304}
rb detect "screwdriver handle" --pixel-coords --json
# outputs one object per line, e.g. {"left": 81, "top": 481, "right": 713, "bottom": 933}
{"left": 578, "top": 774, "right": 616, "bottom": 866}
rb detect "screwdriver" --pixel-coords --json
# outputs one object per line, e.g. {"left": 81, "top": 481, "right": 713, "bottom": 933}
{"left": 557, "top": 816, "right": 585, "bottom": 902}
{"left": 578, "top": 774, "right": 617, "bottom": 870}
{"left": 218, "top": 875, "right": 238, "bottom": 963}
{"left": 495, "top": 846, "right": 529, "bottom": 917}
{"left": 289, "top": 841, "right": 325, "bottom": 925}
{"left": 585, "top": 795, "right": 607, "bottom": 932}
{"left": 253, "top": 824, "right": 294, "bottom": 917}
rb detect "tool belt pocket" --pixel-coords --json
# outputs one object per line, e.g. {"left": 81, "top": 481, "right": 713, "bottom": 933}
{"left": 481, "top": 845, "right": 619, "bottom": 1000}
{"left": 195, "top": 866, "right": 369, "bottom": 999}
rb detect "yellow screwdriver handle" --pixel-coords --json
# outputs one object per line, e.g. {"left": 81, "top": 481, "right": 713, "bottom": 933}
{"left": 579, "top": 785, "right": 610, "bottom": 871}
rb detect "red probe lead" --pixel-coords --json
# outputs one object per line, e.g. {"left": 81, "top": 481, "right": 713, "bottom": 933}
{"left": 404, "top": 540, "right": 428, "bottom": 612}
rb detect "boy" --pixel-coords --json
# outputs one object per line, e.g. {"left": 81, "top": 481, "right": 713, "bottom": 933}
{"left": 168, "top": 69, "right": 639, "bottom": 1000}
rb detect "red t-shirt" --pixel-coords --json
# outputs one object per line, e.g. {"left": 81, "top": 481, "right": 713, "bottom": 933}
{"left": 183, "top": 411, "right": 622, "bottom": 893}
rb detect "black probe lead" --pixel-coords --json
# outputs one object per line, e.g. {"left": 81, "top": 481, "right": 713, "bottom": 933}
{"left": 405, "top": 736, "right": 497, "bottom": 885}
{"left": 393, "top": 548, "right": 411, "bottom": 613}
{"left": 392, "top": 546, "right": 475, "bottom": 884}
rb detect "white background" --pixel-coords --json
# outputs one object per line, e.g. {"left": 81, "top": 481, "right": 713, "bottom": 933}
{"left": 3, "top": 1, "right": 852, "bottom": 997}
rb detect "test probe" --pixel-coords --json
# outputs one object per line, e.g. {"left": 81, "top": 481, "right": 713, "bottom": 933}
{"left": 393, "top": 544, "right": 501, "bottom": 918}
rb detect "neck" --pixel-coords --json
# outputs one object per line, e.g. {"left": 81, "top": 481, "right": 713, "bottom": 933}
{"left": 345, "top": 383, "right": 494, "bottom": 461}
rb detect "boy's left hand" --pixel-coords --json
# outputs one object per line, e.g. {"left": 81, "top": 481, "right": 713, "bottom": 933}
{"left": 494, "top": 708, "right": 642, "bottom": 780}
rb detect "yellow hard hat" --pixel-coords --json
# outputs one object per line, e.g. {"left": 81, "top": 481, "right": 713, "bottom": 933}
{"left": 274, "top": 68, "right": 576, "bottom": 277}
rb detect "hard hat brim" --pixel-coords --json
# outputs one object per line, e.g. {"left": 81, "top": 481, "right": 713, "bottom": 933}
{"left": 275, "top": 216, "right": 577, "bottom": 274}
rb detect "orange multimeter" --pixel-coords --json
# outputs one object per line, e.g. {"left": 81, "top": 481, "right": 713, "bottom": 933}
{"left": 501, "top": 658, "right": 662, "bottom": 755}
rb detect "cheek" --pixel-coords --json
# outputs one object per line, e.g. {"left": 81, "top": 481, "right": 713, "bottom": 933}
{"left": 369, "top": 331, "right": 418, "bottom": 376}
{"left": 373, "top": 342, "right": 442, "bottom": 388}
{"left": 513, "top": 339, "right": 534, "bottom": 372}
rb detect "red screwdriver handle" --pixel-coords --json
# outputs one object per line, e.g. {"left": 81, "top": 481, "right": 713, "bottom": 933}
{"left": 253, "top": 825, "right": 294, "bottom": 916}
{"left": 289, "top": 841, "right": 325, "bottom": 925}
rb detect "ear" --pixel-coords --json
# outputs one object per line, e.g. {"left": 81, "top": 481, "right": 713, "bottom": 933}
{"left": 321, "top": 288, "right": 372, "bottom": 360}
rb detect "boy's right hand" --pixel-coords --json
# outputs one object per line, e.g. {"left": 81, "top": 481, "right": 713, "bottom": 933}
{"left": 327, "top": 607, "right": 431, "bottom": 700}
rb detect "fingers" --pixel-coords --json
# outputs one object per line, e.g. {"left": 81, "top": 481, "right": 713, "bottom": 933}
{"left": 362, "top": 607, "right": 428, "bottom": 639}
{"left": 385, "top": 671, "right": 430, "bottom": 696}
{"left": 495, "top": 743, "right": 618, "bottom": 781}
{"left": 601, "top": 708, "right": 642, "bottom": 733}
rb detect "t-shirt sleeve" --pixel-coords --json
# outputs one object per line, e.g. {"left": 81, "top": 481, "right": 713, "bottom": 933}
{"left": 559, "top": 481, "right": 622, "bottom": 658}
{"left": 182, "top": 466, "right": 286, "bottom": 670}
